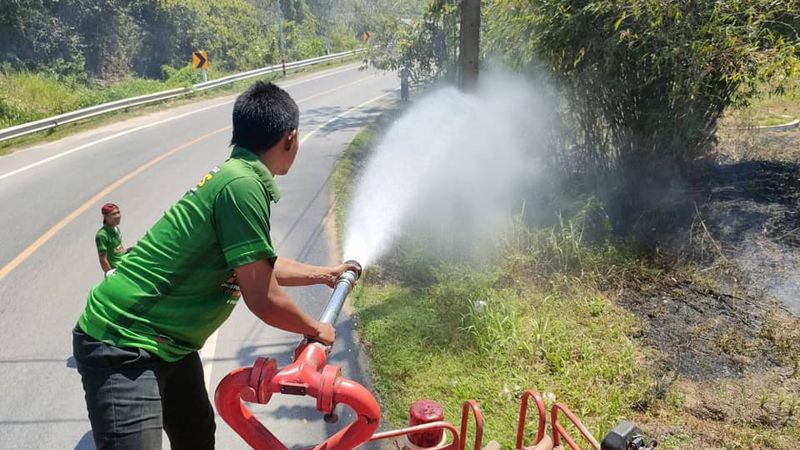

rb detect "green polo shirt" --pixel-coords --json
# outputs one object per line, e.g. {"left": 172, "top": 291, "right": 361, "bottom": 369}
{"left": 95, "top": 225, "right": 125, "bottom": 268}
{"left": 78, "top": 146, "right": 280, "bottom": 361}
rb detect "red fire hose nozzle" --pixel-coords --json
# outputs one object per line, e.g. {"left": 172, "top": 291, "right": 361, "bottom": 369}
{"left": 215, "top": 260, "right": 380, "bottom": 450}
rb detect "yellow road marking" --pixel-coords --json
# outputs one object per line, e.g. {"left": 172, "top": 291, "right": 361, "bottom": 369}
{"left": 0, "top": 76, "right": 379, "bottom": 281}
{"left": 0, "top": 127, "right": 230, "bottom": 281}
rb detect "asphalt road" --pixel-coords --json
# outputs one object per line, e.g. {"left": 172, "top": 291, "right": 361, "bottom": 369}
{"left": 0, "top": 63, "right": 397, "bottom": 449}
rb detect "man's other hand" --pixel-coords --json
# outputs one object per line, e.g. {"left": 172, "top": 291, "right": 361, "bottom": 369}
{"left": 313, "top": 322, "right": 336, "bottom": 345}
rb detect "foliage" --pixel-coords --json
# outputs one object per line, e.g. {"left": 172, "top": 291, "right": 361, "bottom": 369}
{"left": 0, "top": 0, "right": 87, "bottom": 79}
{"left": 0, "top": 0, "right": 270, "bottom": 79}
{"left": 0, "top": 0, "right": 399, "bottom": 81}
{"left": 369, "top": 0, "right": 800, "bottom": 230}
{"left": 368, "top": 1, "right": 460, "bottom": 84}
{"left": 0, "top": 68, "right": 193, "bottom": 129}
{"left": 482, "top": 0, "right": 799, "bottom": 204}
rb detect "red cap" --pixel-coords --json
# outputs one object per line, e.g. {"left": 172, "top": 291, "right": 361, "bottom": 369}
{"left": 101, "top": 203, "right": 118, "bottom": 215}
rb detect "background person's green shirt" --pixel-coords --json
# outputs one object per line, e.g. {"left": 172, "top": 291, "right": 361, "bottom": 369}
{"left": 79, "top": 146, "right": 280, "bottom": 362}
{"left": 95, "top": 225, "right": 125, "bottom": 268}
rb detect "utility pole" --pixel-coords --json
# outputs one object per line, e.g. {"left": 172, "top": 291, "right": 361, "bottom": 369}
{"left": 278, "top": 2, "right": 287, "bottom": 76}
{"left": 458, "top": 0, "right": 480, "bottom": 90}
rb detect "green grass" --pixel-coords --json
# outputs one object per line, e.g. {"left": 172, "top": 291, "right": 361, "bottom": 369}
{"left": 0, "top": 55, "right": 361, "bottom": 155}
{"left": 0, "top": 67, "right": 201, "bottom": 129}
{"left": 755, "top": 113, "right": 797, "bottom": 127}
{"left": 335, "top": 113, "right": 800, "bottom": 449}
{"left": 726, "top": 77, "right": 800, "bottom": 127}
{"left": 352, "top": 270, "right": 655, "bottom": 447}
{"left": 334, "top": 123, "right": 658, "bottom": 446}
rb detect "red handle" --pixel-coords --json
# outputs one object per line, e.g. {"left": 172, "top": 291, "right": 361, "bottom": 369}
{"left": 311, "top": 378, "right": 381, "bottom": 450}
{"left": 215, "top": 367, "right": 288, "bottom": 450}
{"left": 215, "top": 344, "right": 381, "bottom": 450}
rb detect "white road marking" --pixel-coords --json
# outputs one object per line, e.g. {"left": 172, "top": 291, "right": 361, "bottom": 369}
{"left": 0, "top": 102, "right": 230, "bottom": 182}
{"left": 201, "top": 90, "right": 394, "bottom": 389}
{"left": 0, "top": 64, "right": 362, "bottom": 183}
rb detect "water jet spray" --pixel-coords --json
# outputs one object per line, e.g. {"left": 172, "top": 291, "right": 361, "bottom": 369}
{"left": 214, "top": 72, "right": 653, "bottom": 449}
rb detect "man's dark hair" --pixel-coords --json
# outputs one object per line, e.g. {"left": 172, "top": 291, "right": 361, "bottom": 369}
{"left": 231, "top": 81, "right": 299, "bottom": 153}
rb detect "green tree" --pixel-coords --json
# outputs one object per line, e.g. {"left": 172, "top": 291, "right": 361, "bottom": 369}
{"left": 280, "top": 0, "right": 309, "bottom": 23}
{"left": 483, "top": 0, "right": 799, "bottom": 220}
{"left": 0, "top": 0, "right": 85, "bottom": 78}
{"left": 369, "top": 0, "right": 459, "bottom": 84}
{"left": 56, "top": 0, "right": 145, "bottom": 79}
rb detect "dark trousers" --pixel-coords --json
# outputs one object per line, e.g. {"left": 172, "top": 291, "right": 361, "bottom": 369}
{"left": 73, "top": 326, "right": 215, "bottom": 450}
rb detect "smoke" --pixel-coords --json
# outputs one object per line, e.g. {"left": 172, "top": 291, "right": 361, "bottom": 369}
{"left": 343, "top": 71, "right": 555, "bottom": 268}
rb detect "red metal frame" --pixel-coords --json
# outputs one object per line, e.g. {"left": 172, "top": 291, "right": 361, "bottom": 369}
{"left": 515, "top": 389, "right": 548, "bottom": 448}
{"left": 369, "top": 421, "right": 461, "bottom": 449}
{"left": 550, "top": 403, "right": 601, "bottom": 450}
{"left": 458, "top": 400, "right": 484, "bottom": 450}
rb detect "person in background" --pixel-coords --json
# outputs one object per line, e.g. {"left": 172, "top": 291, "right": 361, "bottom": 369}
{"left": 400, "top": 67, "right": 410, "bottom": 102}
{"left": 95, "top": 203, "right": 127, "bottom": 277}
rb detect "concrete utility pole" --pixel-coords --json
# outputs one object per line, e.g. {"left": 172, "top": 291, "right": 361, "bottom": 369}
{"left": 278, "top": 2, "right": 287, "bottom": 76}
{"left": 458, "top": 0, "right": 480, "bottom": 90}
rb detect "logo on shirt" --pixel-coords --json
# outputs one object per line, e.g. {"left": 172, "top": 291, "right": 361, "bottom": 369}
{"left": 190, "top": 166, "right": 220, "bottom": 193}
{"left": 222, "top": 272, "right": 241, "bottom": 305}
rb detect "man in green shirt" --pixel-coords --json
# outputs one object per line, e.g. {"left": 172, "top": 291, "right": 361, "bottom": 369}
{"left": 95, "top": 203, "right": 126, "bottom": 276}
{"left": 73, "top": 81, "right": 355, "bottom": 450}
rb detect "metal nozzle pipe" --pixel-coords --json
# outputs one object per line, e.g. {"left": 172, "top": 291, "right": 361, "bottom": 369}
{"left": 318, "top": 260, "right": 362, "bottom": 325}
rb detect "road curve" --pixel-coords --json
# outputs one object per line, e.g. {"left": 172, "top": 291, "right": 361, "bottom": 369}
{"left": 0, "top": 63, "right": 396, "bottom": 449}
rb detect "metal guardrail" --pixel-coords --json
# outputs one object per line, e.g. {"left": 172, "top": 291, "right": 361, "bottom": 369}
{"left": 0, "top": 49, "right": 365, "bottom": 143}
{"left": 756, "top": 118, "right": 799, "bottom": 132}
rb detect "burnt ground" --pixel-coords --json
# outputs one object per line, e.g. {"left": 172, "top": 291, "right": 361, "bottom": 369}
{"left": 613, "top": 128, "right": 800, "bottom": 447}
{"left": 706, "top": 159, "right": 800, "bottom": 312}
{"left": 617, "top": 149, "right": 800, "bottom": 371}
{"left": 618, "top": 156, "right": 800, "bottom": 378}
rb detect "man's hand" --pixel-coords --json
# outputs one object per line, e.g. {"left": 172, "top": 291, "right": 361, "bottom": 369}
{"left": 273, "top": 258, "right": 360, "bottom": 288}
{"left": 98, "top": 252, "right": 112, "bottom": 273}
{"left": 310, "top": 322, "right": 336, "bottom": 345}
{"left": 321, "top": 262, "right": 360, "bottom": 288}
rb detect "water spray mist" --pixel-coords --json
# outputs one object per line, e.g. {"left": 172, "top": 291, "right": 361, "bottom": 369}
{"left": 342, "top": 71, "right": 553, "bottom": 269}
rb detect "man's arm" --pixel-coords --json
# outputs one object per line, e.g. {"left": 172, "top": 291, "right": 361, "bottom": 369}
{"left": 98, "top": 253, "right": 112, "bottom": 272}
{"left": 273, "top": 257, "right": 359, "bottom": 288}
{"left": 235, "top": 259, "right": 336, "bottom": 344}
